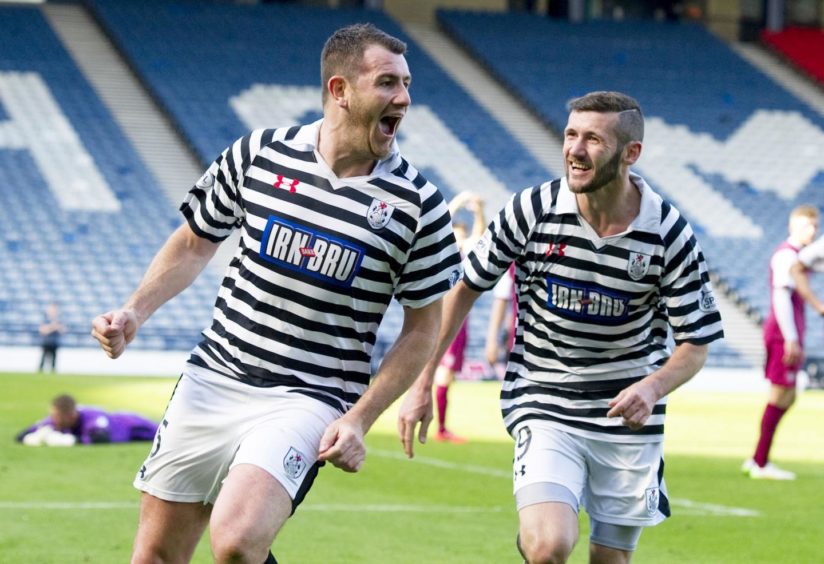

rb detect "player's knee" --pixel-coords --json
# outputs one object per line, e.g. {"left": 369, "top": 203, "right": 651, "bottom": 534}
{"left": 210, "top": 527, "right": 268, "bottom": 564}
{"left": 130, "top": 542, "right": 178, "bottom": 564}
{"left": 518, "top": 528, "right": 576, "bottom": 564}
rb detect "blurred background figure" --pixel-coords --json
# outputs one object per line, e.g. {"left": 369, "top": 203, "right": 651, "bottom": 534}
{"left": 433, "top": 191, "right": 486, "bottom": 443}
{"left": 37, "top": 302, "right": 65, "bottom": 373}
{"left": 15, "top": 393, "right": 158, "bottom": 447}
{"left": 486, "top": 264, "right": 516, "bottom": 378}
{"left": 743, "top": 205, "right": 819, "bottom": 480}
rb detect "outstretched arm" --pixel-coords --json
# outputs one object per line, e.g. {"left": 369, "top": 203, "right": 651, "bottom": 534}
{"left": 397, "top": 280, "right": 483, "bottom": 458}
{"left": 90, "top": 223, "right": 220, "bottom": 358}
{"left": 607, "top": 342, "right": 708, "bottom": 430}
{"left": 468, "top": 195, "right": 486, "bottom": 241}
{"left": 317, "top": 298, "right": 443, "bottom": 472}
{"left": 485, "top": 296, "right": 509, "bottom": 365}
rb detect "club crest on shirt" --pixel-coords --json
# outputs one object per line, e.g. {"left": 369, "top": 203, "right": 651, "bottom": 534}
{"left": 195, "top": 171, "right": 214, "bottom": 189}
{"left": 367, "top": 198, "right": 394, "bottom": 230}
{"left": 283, "top": 447, "right": 308, "bottom": 481}
{"left": 645, "top": 487, "right": 660, "bottom": 516}
{"left": 627, "top": 252, "right": 650, "bottom": 281}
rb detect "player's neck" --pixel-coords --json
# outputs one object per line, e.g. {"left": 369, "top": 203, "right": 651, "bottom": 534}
{"left": 318, "top": 119, "right": 377, "bottom": 179}
{"left": 576, "top": 176, "right": 641, "bottom": 238}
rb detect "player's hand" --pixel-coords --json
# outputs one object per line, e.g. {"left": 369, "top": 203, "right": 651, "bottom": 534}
{"left": 606, "top": 380, "right": 658, "bottom": 431}
{"left": 485, "top": 341, "right": 499, "bottom": 366}
{"left": 782, "top": 340, "right": 802, "bottom": 366}
{"left": 397, "top": 379, "right": 434, "bottom": 459}
{"left": 22, "top": 426, "right": 52, "bottom": 447}
{"left": 90, "top": 310, "right": 138, "bottom": 359}
{"left": 317, "top": 416, "right": 366, "bottom": 473}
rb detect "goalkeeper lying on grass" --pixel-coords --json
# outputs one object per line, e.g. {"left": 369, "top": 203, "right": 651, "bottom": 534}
{"left": 15, "top": 393, "right": 158, "bottom": 446}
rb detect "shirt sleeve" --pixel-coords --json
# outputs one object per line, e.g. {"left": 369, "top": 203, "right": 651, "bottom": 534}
{"left": 771, "top": 248, "right": 799, "bottom": 289}
{"left": 394, "top": 181, "right": 462, "bottom": 308}
{"left": 179, "top": 129, "right": 275, "bottom": 243}
{"left": 464, "top": 187, "right": 537, "bottom": 292}
{"left": 797, "top": 236, "right": 824, "bottom": 272}
{"left": 772, "top": 286, "right": 798, "bottom": 342}
{"left": 660, "top": 210, "right": 724, "bottom": 345}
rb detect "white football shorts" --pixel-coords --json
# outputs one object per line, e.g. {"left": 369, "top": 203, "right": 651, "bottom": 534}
{"left": 512, "top": 420, "right": 670, "bottom": 527}
{"left": 134, "top": 364, "right": 342, "bottom": 507}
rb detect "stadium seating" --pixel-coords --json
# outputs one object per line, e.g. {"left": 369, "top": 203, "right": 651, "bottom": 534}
{"left": 82, "top": 0, "right": 549, "bottom": 369}
{"left": 436, "top": 10, "right": 824, "bottom": 366}
{"left": 0, "top": 5, "right": 217, "bottom": 351}
{"left": 0, "top": 1, "right": 760, "bottom": 368}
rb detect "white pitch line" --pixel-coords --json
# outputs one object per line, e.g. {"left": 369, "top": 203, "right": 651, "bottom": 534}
{"left": 0, "top": 501, "right": 137, "bottom": 510}
{"left": 302, "top": 504, "right": 505, "bottom": 513}
{"left": 370, "top": 448, "right": 511, "bottom": 478}
{"left": 0, "top": 500, "right": 504, "bottom": 513}
{"left": 0, "top": 459, "right": 760, "bottom": 518}
{"left": 371, "top": 449, "right": 760, "bottom": 517}
{"left": 669, "top": 498, "right": 761, "bottom": 517}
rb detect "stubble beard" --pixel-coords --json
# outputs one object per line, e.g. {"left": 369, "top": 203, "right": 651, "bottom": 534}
{"left": 567, "top": 147, "right": 623, "bottom": 194}
{"left": 346, "top": 96, "right": 392, "bottom": 161}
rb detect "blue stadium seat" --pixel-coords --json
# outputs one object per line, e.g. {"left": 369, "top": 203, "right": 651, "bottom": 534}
{"left": 0, "top": 5, "right": 215, "bottom": 351}
{"left": 84, "top": 0, "right": 552, "bottom": 366}
{"left": 436, "top": 9, "right": 824, "bottom": 366}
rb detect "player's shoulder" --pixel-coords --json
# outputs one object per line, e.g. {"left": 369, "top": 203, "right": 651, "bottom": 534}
{"left": 387, "top": 156, "right": 431, "bottom": 191}
{"left": 632, "top": 175, "right": 686, "bottom": 232}
{"left": 380, "top": 156, "right": 446, "bottom": 210}
{"left": 236, "top": 123, "right": 316, "bottom": 152}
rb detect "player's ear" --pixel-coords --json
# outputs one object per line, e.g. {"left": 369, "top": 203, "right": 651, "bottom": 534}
{"left": 623, "top": 140, "right": 642, "bottom": 165}
{"left": 328, "top": 75, "right": 348, "bottom": 109}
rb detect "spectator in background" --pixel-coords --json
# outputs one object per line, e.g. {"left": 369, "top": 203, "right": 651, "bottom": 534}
{"left": 743, "top": 205, "right": 822, "bottom": 480}
{"left": 16, "top": 393, "right": 158, "bottom": 447}
{"left": 38, "top": 302, "right": 64, "bottom": 373}
{"left": 485, "top": 264, "right": 516, "bottom": 373}
{"left": 432, "top": 191, "right": 486, "bottom": 443}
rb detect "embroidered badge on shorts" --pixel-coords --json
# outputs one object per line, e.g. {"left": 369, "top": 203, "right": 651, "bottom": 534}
{"left": 645, "top": 487, "right": 660, "bottom": 516}
{"left": 283, "top": 447, "right": 308, "bottom": 481}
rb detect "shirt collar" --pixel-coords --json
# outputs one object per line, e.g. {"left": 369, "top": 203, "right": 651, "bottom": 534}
{"left": 293, "top": 119, "right": 402, "bottom": 176}
{"left": 557, "top": 171, "right": 662, "bottom": 234}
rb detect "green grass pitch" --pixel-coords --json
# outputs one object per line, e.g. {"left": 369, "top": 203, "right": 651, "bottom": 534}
{"left": 1, "top": 371, "right": 823, "bottom": 563}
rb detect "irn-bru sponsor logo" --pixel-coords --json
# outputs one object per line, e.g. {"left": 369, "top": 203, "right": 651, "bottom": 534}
{"left": 547, "top": 276, "right": 628, "bottom": 321}
{"left": 260, "top": 216, "right": 363, "bottom": 287}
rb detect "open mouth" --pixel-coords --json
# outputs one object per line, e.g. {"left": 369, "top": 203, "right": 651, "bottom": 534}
{"left": 569, "top": 161, "right": 591, "bottom": 172}
{"left": 379, "top": 115, "right": 401, "bottom": 137}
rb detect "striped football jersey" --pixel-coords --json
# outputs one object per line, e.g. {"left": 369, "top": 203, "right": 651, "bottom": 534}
{"left": 179, "top": 121, "right": 462, "bottom": 412}
{"left": 463, "top": 173, "right": 723, "bottom": 442}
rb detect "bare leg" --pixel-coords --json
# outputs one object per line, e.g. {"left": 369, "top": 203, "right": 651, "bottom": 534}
{"left": 210, "top": 464, "right": 293, "bottom": 564}
{"left": 590, "top": 543, "right": 632, "bottom": 564}
{"left": 518, "top": 502, "right": 579, "bottom": 564}
{"left": 131, "top": 492, "right": 211, "bottom": 564}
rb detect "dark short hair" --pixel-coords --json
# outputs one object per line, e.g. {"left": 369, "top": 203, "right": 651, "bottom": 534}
{"left": 320, "top": 23, "right": 407, "bottom": 104}
{"left": 567, "top": 91, "right": 644, "bottom": 144}
{"left": 51, "top": 394, "right": 76, "bottom": 413}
